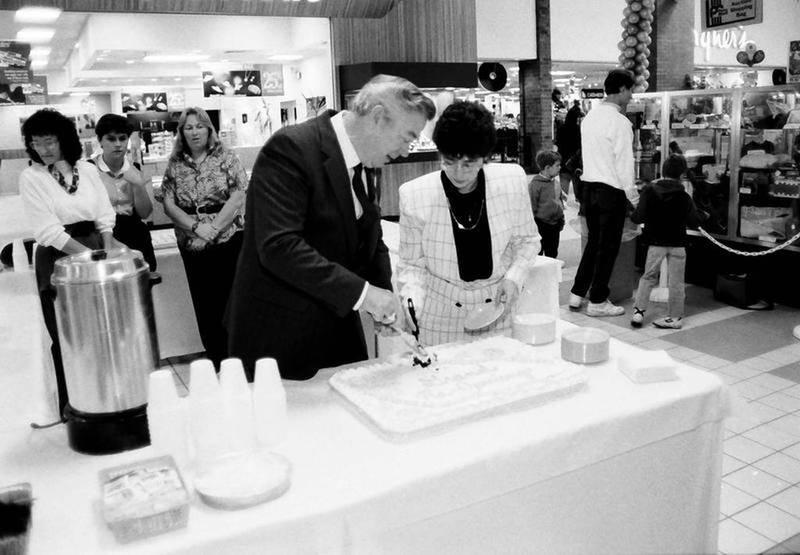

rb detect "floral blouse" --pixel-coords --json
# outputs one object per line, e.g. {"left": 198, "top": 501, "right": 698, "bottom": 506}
{"left": 156, "top": 145, "right": 248, "bottom": 251}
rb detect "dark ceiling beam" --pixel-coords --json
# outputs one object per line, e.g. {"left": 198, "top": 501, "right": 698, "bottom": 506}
{"left": 0, "top": 0, "right": 398, "bottom": 18}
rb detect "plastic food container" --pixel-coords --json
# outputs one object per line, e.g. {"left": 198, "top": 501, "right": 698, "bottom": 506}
{"left": 99, "top": 455, "right": 189, "bottom": 544}
{"left": 561, "top": 327, "right": 610, "bottom": 364}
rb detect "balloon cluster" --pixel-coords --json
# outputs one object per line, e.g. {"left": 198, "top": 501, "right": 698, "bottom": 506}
{"left": 617, "top": 0, "right": 654, "bottom": 92}
{"left": 736, "top": 42, "right": 765, "bottom": 67}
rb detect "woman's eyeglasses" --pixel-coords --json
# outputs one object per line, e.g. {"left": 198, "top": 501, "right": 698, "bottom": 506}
{"left": 441, "top": 157, "right": 484, "bottom": 170}
{"left": 29, "top": 138, "right": 59, "bottom": 150}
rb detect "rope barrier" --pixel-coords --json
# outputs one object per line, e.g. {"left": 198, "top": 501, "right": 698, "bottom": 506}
{"left": 697, "top": 227, "right": 800, "bottom": 256}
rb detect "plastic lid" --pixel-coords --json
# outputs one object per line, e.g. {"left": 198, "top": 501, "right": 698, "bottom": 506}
{"left": 51, "top": 247, "right": 147, "bottom": 285}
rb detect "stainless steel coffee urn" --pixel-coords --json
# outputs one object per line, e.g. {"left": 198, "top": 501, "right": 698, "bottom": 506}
{"left": 52, "top": 248, "right": 159, "bottom": 454}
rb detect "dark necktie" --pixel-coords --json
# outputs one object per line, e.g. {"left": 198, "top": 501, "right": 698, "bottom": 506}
{"left": 351, "top": 163, "right": 375, "bottom": 217}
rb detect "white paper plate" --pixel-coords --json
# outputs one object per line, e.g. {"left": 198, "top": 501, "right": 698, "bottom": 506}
{"left": 194, "top": 450, "right": 291, "bottom": 510}
{"left": 463, "top": 301, "right": 505, "bottom": 331}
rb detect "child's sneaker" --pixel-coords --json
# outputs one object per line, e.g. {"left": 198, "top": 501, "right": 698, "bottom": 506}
{"left": 630, "top": 308, "right": 645, "bottom": 328}
{"left": 586, "top": 300, "right": 625, "bottom": 317}
{"left": 653, "top": 317, "right": 683, "bottom": 329}
{"left": 568, "top": 293, "right": 587, "bottom": 311}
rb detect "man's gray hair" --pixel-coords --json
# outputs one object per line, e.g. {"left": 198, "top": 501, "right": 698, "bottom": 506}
{"left": 351, "top": 74, "right": 436, "bottom": 121}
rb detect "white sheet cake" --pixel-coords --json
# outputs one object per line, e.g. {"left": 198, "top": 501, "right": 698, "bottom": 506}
{"left": 329, "top": 336, "right": 587, "bottom": 439}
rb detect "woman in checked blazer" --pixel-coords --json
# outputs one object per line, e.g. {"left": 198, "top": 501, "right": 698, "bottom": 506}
{"left": 397, "top": 101, "right": 540, "bottom": 346}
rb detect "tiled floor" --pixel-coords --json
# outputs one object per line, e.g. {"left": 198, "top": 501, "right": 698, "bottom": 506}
{"left": 556, "top": 201, "right": 800, "bottom": 555}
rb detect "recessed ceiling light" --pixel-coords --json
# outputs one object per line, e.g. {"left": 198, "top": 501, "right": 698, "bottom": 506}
{"left": 16, "top": 28, "right": 55, "bottom": 44}
{"left": 174, "top": 77, "right": 181, "bottom": 81}
{"left": 151, "top": 78, "right": 157, "bottom": 82}
{"left": 143, "top": 54, "right": 210, "bottom": 63}
{"left": 30, "top": 47, "right": 51, "bottom": 58}
{"left": 125, "top": 60, "right": 135, "bottom": 64}
{"left": 15, "top": 6, "right": 61, "bottom": 24}
{"left": 269, "top": 54, "right": 302, "bottom": 61}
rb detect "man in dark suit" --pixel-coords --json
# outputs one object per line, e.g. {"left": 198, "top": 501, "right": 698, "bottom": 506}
{"left": 227, "top": 75, "right": 436, "bottom": 380}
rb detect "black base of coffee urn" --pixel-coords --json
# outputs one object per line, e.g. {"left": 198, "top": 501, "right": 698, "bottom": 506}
{"left": 64, "top": 403, "right": 150, "bottom": 455}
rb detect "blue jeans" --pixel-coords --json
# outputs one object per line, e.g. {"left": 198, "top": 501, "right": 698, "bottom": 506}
{"left": 633, "top": 246, "right": 687, "bottom": 318}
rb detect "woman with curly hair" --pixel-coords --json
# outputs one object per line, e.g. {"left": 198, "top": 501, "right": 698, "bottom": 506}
{"left": 19, "top": 108, "right": 118, "bottom": 415}
{"left": 397, "top": 101, "right": 540, "bottom": 345}
{"left": 155, "top": 106, "right": 247, "bottom": 366}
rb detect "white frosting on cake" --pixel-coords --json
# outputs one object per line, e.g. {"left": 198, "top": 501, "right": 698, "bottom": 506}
{"left": 330, "top": 336, "right": 587, "bottom": 438}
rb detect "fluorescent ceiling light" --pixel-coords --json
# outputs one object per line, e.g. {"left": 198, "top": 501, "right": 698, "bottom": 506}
{"left": 142, "top": 54, "right": 210, "bottom": 63}
{"left": 16, "top": 27, "right": 55, "bottom": 43}
{"left": 269, "top": 54, "right": 303, "bottom": 61}
{"left": 29, "top": 47, "right": 51, "bottom": 58}
{"left": 15, "top": 6, "right": 61, "bottom": 23}
{"left": 551, "top": 70, "right": 574, "bottom": 76}
{"left": 70, "top": 92, "right": 90, "bottom": 97}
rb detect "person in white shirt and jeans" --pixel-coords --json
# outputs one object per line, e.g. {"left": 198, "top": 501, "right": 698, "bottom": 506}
{"left": 569, "top": 69, "right": 638, "bottom": 317}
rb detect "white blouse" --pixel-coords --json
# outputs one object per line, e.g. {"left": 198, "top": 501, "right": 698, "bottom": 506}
{"left": 19, "top": 160, "right": 116, "bottom": 250}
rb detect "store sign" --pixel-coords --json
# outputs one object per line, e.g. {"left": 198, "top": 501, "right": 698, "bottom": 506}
{"left": 0, "top": 41, "right": 46, "bottom": 106}
{"left": 789, "top": 40, "right": 800, "bottom": 84}
{"left": 202, "top": 65, "right": 284, "bottom": 98}
{"left": 580, "top": 88, "right": 605, "bottom": 99}
{"left": 693, "top": 27, "right": 749, "bottom": 62}
{"left": 701, "top": 0, "right": 762, "bottom": 31}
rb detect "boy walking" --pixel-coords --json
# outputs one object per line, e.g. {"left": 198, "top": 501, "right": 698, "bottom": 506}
{"left": 529, "top": 149, "right": 565, "bottom": 258}
{"left": 630, "top": 154, "right": 702, "bottom": 329}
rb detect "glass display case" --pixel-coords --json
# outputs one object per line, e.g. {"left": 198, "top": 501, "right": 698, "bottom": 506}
{"left": 631, "top": 84, "right": 800, "bottom": 249}
{"left": 735, "top": 87, "right": 800, "bottom": 244}
{"left": 666, "top": 90, "right": 733, "bottom": 235}
{"left": 625, "top": 94, "right": 663, "bottom": 183}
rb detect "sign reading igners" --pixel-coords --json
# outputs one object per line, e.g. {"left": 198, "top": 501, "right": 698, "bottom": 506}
{"left": 702, "top": 0, "right": 763, "bottom": 31}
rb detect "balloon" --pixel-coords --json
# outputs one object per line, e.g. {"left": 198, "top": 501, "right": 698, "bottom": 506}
{"left": 623, "top": 59, "right": 636, "bottom": 70}
{"left": 625, "top": 36, "right": 638, "bottom": 47}
{"left": 630, "top": 1, "right": 642, "bottom": 11}
{"left": 618, "top": 40, "right": 627, "bottom": 51}
{"left": 641, "top": 69, "right": 650, "bottom": 79}
{"left": 623, "top": 7, "right": 632, "bottom": 17}
{"left": 635, "top": 74, "right": 646, "bottom": 84}
{"left": 635, "top": 52, "right": 647, "bottom": 62}
{"left": 624, "top": 47, "right": 637, "bottom": 58}
{"left": 639, "top": 21, "right": 652, "bottom": 32}
{"left": 639, "top": 9, "right": 653, "bottom": 20}
{"left": 627, "top": 24, "right": 639, "bottom": 35}
{"left": 621, "top": 18, "right": 629, "bottom": 28}
{"left": 637, "top": 31, "right": 650, "bottom": 42}
{"left": 745, "top": 42, "right": 757, "bottom": 55}
{"left": 642, "top": 0, "right": 654, "bottom": 8}
{"left": 641, "top": 58, "right": 650, "bottom": 68}
{"left": 628, "top": 13, "right": 640, "bottom": 24}
{"left": 635, "top": 43, "right": 647, "bottom": 52}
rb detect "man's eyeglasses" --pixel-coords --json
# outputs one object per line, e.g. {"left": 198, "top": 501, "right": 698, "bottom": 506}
{"left": 441, "top": 157, "right": 484, "bottom": 170}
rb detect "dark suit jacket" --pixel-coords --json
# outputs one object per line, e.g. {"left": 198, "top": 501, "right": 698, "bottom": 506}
{"left": 226, "top": 110, "right": 392, "bottom": 380}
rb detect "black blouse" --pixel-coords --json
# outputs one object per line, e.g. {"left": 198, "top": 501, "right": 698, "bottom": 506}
{"left": 441, "top": 169, "right": 493, "bottom": 282}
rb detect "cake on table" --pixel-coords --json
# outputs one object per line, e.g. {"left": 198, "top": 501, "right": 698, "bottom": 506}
{"left": 329, "top": 336, "right": 587, "bottom": 440}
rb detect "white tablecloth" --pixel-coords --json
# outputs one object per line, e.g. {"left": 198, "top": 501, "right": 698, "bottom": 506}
{"left": 0, "top": 322, "right": 729, "bottom": 554}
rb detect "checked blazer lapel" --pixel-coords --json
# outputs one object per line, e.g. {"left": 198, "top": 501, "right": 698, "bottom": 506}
{"left": 317, "top": 112, "right": 358, "bottom": 255}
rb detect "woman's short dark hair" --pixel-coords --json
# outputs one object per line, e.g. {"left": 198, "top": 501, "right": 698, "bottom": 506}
{"left": 433, "top": 101, "right": 496, "bottom": 159}
{"left": 95, "top": 113, "right": 132, "bottom": 139}
{"left": 604, "top": 69, "right": 635, "bottom": 95}
{"left": 22, "top": 109, "right": 83, "bottom": 165}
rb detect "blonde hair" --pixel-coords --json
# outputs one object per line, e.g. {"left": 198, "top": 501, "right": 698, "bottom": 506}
{"left": 171, "top": 106, "right": 220, "bottom": 159}
{"left": 351, "top": 74, "right": 436, "bottom": 121}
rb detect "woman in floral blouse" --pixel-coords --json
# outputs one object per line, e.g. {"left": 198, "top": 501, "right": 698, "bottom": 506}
{"left": 157, "top": 107, "right": 247, "bottom": 366}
